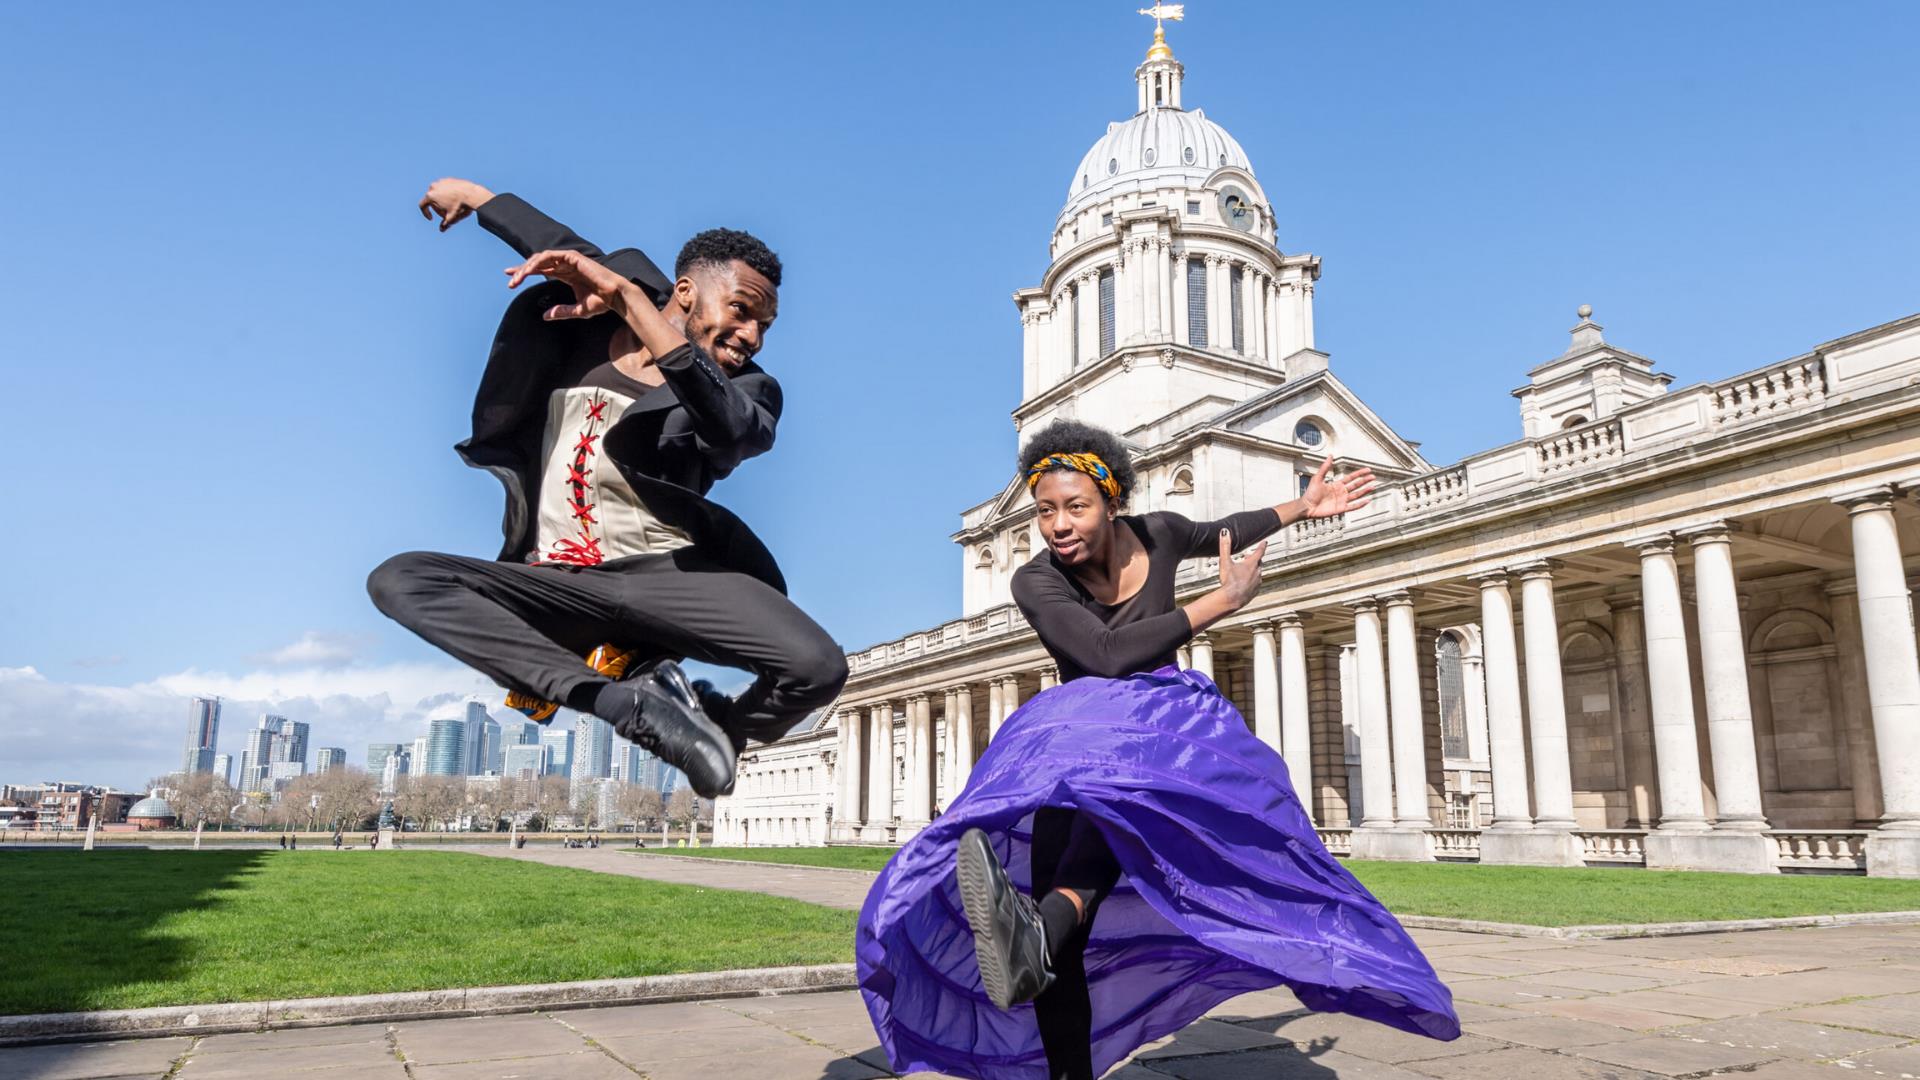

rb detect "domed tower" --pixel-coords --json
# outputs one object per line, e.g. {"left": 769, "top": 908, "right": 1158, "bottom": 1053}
{"left": 1010, "top": 17, "right": 1323, "bottom": 438}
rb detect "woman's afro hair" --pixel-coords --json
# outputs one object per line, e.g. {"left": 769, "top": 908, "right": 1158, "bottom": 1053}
{"left": 1017, "top": 419, "right": 1137, "bottom": 505}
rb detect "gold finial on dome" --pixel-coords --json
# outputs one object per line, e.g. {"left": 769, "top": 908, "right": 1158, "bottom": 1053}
{"left": 1139, "top": 3, "right": 1184, "bottom": 60}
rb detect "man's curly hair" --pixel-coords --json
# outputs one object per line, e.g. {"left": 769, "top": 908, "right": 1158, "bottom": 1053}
{"left": 1018, "top": 419, "right": 1137, "bottom": 506}
{"left": 675, "top": 228, "right": 782, "bottom": 288}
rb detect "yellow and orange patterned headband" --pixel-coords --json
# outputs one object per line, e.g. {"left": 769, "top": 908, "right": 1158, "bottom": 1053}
{"left": 1025, "top": 452, "right": 1121, "bottom": 499}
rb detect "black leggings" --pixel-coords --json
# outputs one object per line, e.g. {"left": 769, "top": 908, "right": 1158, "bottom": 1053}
{"left": 1029, "top": 807, "right": 1125, "bottom": 1080}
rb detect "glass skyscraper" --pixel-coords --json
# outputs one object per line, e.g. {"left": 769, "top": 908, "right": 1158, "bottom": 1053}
{"left": 181, "top": 696, "right": 220, "bottom": 775}
{"left": 426, "top": 718, "right": 467, "bottom": 776}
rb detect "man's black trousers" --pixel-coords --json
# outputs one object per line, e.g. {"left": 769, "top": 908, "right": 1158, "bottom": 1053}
{"left": 367, "top": 549, "right": 848, "bottom": 745}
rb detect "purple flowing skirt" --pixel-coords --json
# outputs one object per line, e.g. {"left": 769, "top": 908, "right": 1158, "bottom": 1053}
{"left": 855, "top": 667, "right": 1459, "bottom": 1079}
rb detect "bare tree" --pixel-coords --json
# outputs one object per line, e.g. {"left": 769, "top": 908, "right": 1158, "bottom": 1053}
{"left": 666, "top": 787, "right": 695, "bottom": 827}
{"left": 409, "top": 775, "right": 466, "bottom": 831}
{"left": 313, "top": 769, "right": 377, "bottom": 831}
{"left": 535, "top": 774, "right": 572, "bottom": 828}
{"left": 616, "top": 784, "right": 664, "bottom": 834}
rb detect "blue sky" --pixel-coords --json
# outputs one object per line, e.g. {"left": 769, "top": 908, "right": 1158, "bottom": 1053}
{"left": 2, "top": 2, "right": 1916, "bottom": 789}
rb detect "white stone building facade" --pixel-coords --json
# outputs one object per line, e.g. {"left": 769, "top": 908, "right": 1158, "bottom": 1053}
{"left": 714, "top": 25, "right": 1920, "bottom": 877}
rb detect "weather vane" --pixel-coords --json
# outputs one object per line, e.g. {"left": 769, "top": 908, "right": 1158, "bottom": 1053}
{"left": 1139, "top": 3, "right": 1185, "bottom": 32}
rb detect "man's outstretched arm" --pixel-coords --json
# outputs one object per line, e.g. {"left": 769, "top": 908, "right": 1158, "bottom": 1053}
{"left": 419, "top": 177, "right": 608, "bottom": 260}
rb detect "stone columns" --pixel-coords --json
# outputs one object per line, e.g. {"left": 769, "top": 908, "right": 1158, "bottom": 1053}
{"left": 1471, "top": 572, "right": 1532, "bottom": 831}
{"left": 950, "top": 685, "right": 976, "bottom": 797}
{"left": 1172, "top": 253, "right": 1189, "bottom": 346}
{"left": 1240, "top": 263, "right": 1259, "bottom": 356}
{"left": 1608, "top": 595, "right": 1662, "bottom": 828}
{"left": 1836, "top": 488, "right": 1920, "bottom": 876}
{"left": 1514, "top": 562, "right": 1578, "bottom": 831}
{"left": 1142, "top": 240, "right": 1163, "bottom": 341}
{"left": 1251, "top": 621, "right": 1281, "bottom": 752}
{"left": 903, "top": 694, "right": 934, "bottom": 830}
{"left": 1825, "top": 579, "right": 1884, "bottom": 826}
{"left": 1208, "top": 255, "right": 1230, "bottom": 347}
{"left": 1680, "top": 523, "right": 1768, "bottom": 831}
{"left": 1000, "top": 675, "right": 1024, "bottom": 717}
{"left": 1628, "top": 536, "right": 1710, "bottom": 831}
{"left": 1076, "top": 272, "right": 1100, "bottom": 367}
{"left": 1461, "top": 650, "right": 1490, "bottom": 764}
{"left": 865, "top": 703, "right": 894, "bottom": 839}
{"left": 1265, "top": 279, "right": 1282, "bottom": 363}
{"left": 1189, "top": 634, "right": 1216, "bottom": 680}
{"left": 1176, "top": 645, "right": 1192, "bottom": 671}
{"left": 1630, "top": 534, "right": 1778, "bottom": 872}
{"left": 1277, "top": 614, "right": 1314, "bottom": 818}
{"left": 1351, "top": 598, "right": 1428, "bottom": 859}
{"left": 1039, "top": 667, "right": 1059, "bottom": 693}
{"left": 939, "top": 689, "right": 959, "bottom": 808}
{"left": 1349, "top": 600, "right": 1395, "bottom": 829}
{"left": 835, "top": 707, "right": 863, "bottom": 838}
{"left": 986, "top": 679, "right": 1006, "bottom": 742}
{"left": 1381, "top": 592, "right": 1431, "bottom": 827}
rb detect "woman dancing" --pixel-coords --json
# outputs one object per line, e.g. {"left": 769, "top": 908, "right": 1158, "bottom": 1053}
{"left": 856, "top": 420, "right": 1458, "bottom": 1079}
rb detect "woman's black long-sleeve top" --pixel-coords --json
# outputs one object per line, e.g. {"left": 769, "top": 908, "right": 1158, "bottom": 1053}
{"left": 1010, "top": 509, "right": 1282, "bottom": 684}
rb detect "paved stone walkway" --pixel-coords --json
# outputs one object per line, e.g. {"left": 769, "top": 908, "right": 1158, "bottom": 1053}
{"left": 8, "top": 852, "right": 1919, "bottom": 1078}
{"left": 455, "top": 846, "right": 874, "bottom": 909}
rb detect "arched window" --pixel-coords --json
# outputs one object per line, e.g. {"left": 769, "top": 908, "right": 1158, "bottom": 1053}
{"left": 1436, "top": 632, "right": 1467, "bottom": 759}
{"left": 1562, "top": 414, "right": 1590, "bottom": 429}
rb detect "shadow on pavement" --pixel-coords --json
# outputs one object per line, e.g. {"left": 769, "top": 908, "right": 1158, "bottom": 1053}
{"left": 0, "top": 849, "right": 270, "bottom": 1015}
{"left": 823, "top": 1028, "right": 1340, "bottom": 1079}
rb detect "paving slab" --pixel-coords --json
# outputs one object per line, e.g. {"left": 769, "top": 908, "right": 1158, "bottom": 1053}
{"left": 1224, "top": 1011, "right": 1496, "bottom": 1064}
{"left": 0, "top": 1036, "right": 190, "bottom": 1080}
{"left": 1403, "top": 1045, "right": 1665, "bottom": 1079}
{"left": 409, "top": 1053, "right": 640, "bottom": 1080}
{"left": 392, "top": 1013, "right": 587, "bottom": 1065}
{"left": 1509, "top": 997, "right": 1702, "bottom": 1031}
{"left": 174, "top": 1034, "right": 403, "bottom": 1078}
{"left": 1591, "top": 988, "right": 1770, "bottom": 1021}
{"left": 1650, "top": 1016, "right": 1907, "bottom": 1063}
{"left": 1132, "top": 1018, "right": 1288, "bottom": 1059}
{"left": 1460, "top": 1014, "right": 1635, "bottom": 1048}
{"left": 1570, "top": 1033, "right": 1781, "bottom": 1076}
{"left": 1777, "top": 1001, "right": 1920, "bottom": 1039}
{"left": 1130, "top": 1042, "right": 1434, "bottom": 1079}
{"left": 1836, "top": 1043, "right": 1920, "bottom": 1076}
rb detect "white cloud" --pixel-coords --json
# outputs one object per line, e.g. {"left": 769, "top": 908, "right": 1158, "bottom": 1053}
{"left": 245, "top": 631, "right": 366, "bottom": 669}
{"left": 1, "top": 661, "right": 499, "bottom": 791}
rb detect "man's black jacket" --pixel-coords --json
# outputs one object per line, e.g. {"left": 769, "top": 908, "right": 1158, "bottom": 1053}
{"left": 453, "top": 193, "right": 786, "bottom": 593}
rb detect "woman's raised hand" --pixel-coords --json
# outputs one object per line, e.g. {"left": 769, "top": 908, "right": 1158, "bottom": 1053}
{"left": 1217, "top": 528, "right": 1268, "bottom": 611}
{"left": 1300, "top": 455, "right": 1377, "bottom": 520}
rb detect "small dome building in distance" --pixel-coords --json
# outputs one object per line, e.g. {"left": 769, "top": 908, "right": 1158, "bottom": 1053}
{"left": 126, "top": 794, "right": 177, "bottom": 831}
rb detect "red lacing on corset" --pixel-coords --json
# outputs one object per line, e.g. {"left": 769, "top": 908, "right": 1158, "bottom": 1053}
{"left": 544, "top": 392, "right": 612, "bottom": 566}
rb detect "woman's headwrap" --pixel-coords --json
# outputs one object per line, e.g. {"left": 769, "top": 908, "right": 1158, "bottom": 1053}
{"left": 1025, "top": 452, "right": 1121, "bottom": 499}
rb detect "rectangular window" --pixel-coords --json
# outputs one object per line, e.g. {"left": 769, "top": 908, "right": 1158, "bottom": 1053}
{"left": 1230, "top": 265, "right": 1245, "bottom": 352}
{"left": 1186, "top": 259, "right": 1208, "bottom": 348}
{"left": 1101, "top": 212, "right": 1113, "bottom": 227}
{"left": 1098, "top": 269, "right": 1116, "bottom": 357}
{"left": 1186, "top": 200, "right": 1201, "bottom": 215}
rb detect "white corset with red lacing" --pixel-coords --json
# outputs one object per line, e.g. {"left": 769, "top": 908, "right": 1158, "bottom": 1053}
{"left": 533, "top": 386, "right": 691, "bottom": 566}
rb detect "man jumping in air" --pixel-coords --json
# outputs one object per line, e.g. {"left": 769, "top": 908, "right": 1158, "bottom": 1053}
{"left": 369, "top": 178, "right": 846, "bottom": 798}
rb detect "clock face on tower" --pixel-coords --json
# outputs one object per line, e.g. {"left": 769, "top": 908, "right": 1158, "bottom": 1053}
{"left": 1217, "top": 185, "right": 1255, "bottom": 232}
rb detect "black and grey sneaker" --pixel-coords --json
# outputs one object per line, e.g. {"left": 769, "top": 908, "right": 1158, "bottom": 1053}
{"left": 956, "top": 827, "right": 1054, "bottom": 1009}
{"left": 602, "top": 660, "right": 736, "bottom": 799}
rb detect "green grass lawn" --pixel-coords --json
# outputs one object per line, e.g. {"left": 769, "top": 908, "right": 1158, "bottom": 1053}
{"left": 635, "top": 847, "right": 1920, "bottom": 926}
{"left": 0, "top": 850, "right": 853, "bottom": 1015}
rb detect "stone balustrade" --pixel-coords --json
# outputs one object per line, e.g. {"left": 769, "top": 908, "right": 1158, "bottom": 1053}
{"left": 1428, "top": 828, "right": 1481, "bottom": 861}
{"left": 1316, "top": 828, "right": 1352, "bottom": 856}
{"left": 1399, "top": 468, "right": 1467, "bottom": 513}
{"left": 1536, "top": 418, "right": 1623, "bottom": 475}
{"left": 1714, "top": 358, "right": 1827, "bottom": 427}
{"left": 1576, "top": 830, "right": 1648, "bottom": 865}
{"left": 1769, "top": 830, "right": 1869, "bottom": 873}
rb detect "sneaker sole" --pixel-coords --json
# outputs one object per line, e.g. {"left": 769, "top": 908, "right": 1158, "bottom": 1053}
{"left": 956, "top": 828, "right": 1015, "bottom": 1009}
{"left": 637, "top": 689, "right": 736, "bottom": 799}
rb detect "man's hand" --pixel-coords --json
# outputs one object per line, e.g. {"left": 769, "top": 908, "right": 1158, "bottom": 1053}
{"left": 418, "top": 177, "right": 495, "bottom": 232}
{"left": 505, "top": 248, "right": 634, "bottom": 321}
{"left": 1216, "top": 528, "right": 1268, "bottom": 611}
{"left": 1301, "top": 456, "right": 1377, "bottom": 520}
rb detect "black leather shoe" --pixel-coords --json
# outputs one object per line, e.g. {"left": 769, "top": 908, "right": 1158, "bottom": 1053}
{"left": 605, "top": 661, "right": 736, "bottom": 799}
{"left": 956, "top": 827, "right": 1054, "bottom": 1008}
